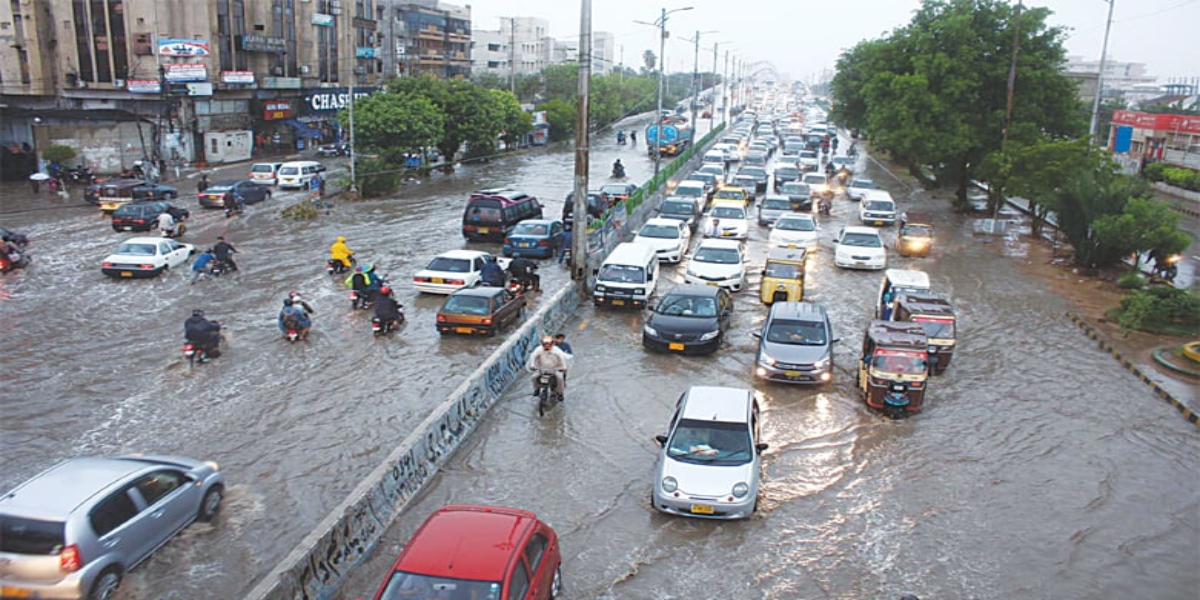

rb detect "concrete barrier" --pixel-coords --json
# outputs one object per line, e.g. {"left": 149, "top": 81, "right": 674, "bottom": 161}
{"left": 244, "top": 285, "right": 580, "bottom": 600}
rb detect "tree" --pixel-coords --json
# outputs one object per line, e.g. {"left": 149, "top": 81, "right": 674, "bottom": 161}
{"left": 536, "top": 99, "right": 576, "bottom": 142}
{"left": 388, "top": 76, "right": 505, "bottom": 167}
{"left": 42, "top": 144, "right": 77, "bottom": 165}
{"left": 338, "top": 92, "right": 443, "bottom": 164}
{"left": 642, "top": 50, "right": 657, "bottom": 74}
{"left": 1045, "top": 165, "right": 1146, "bottom": 269}
{"left": 490, "top": 89, "right": 533, "bottom": 148}
{"left": 1092, "top": 196, "right": 1192, "bottom": 269}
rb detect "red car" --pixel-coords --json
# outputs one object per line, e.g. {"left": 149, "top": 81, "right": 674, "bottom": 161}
{"left": 372, "top": 504, "right": 562, "bottom": 600}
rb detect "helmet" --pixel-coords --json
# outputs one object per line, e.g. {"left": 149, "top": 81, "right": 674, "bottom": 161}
{"left": 336, "top": 236, "right": 345, "bottom": 242}
{"left": 380, "top": 286, "right": 391, "bottom": 295}
{"left": 192, "top": 309, "right": 205, "bottom": 317}
{"left": 283, "top": 298, "right": 294, "bottom": 306}
{"left": 355, "top": 266, "right": 363, "bottom": 273}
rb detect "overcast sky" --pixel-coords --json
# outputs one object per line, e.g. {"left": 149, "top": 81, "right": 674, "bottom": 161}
{"left": 469, "top": 0, "right": 1199, "bottom": 84}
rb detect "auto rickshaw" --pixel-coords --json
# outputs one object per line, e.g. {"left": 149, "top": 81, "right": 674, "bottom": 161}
{"left": 760, "top": 247, "right": 807, "bottom": 304}
{"left": 896, "top": 211, "right": 934, "bottom": 257}
{"left": 875, "top": 268, "right": 932, "bottom": 320}
{"left": 892, "top": 294, "right": 956, "bottom": 375}
{"left": 857, "top": 320, "right": 930, "bottom": 418}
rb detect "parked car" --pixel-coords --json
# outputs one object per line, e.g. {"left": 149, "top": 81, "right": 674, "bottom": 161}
{"left": 651, "top": 386, "right": 767, "bottom": 519}
{"left": 503, "top": 218, "right": 565, "bottom": 259}
{"left": 753, "top": 301, "right": 838, "bottom": 384}
{"left": 369, "top": 505, "right": 561, "bottom": 600}
{"left": 198, "top": 179, "right": 273, "bottom": 208}
{"left": 562, "top": 190, "right": 609, "bottom": 232}
{"left": 0, "top": 455, "right": 224, "bottom": 600}
{"left": 100, "top": 237, "right": 195, "bottom": 278}
{"left": 684, "top": 238, "right": 747, "bottom": 291}
{"left": 634, "top": 217, "right": 692, "bottom": 263}
{"left": 436, "top": 286, "right": 526, "bottom": 336}
{"left": 642, "top": 284, "right": 733, "bottom": 355}
{"left": 110, "top": 202, "right": 189, "bottom": 232}
{"left": 248, "top": 162, "right": 284, "bottom": 185}
{"left": 833, "top": 226, "right": 887, "bottom": 270}
{"left": 94, "top": 179, "right": 179, "bottom": 212}
{"left": 412, "top": 250, "right": 493, "bottom": 294}
{"left": 769, "top": 212, "right": 820, "bottom": 250}
{"left": 316, "top": 142, "right": 349, "bottom": 157}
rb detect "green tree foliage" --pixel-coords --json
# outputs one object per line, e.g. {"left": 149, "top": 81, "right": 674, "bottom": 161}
{"left": 389, "top": 76, "right": 505, "bottom": 166}
{"left": 541, "top": 64, "right": 579, "bottom": 103}
{"left": 1046, "top": 166, "right": 1146, "bottom": 268}
{"left": 982, "top": 138, "right": 1107, "bottom": 233}
{"left": 42, "top": 144, "right": 76, "bottom": 164}
{"left": 831, "top": 0, "right": 1085, "bottom": 201}
{"left": 1092, "top": 196, "right": 1192, "bottom": 267}
{"left": 490, "top": 89, "right": 533, "bottom": 148}
{"left": 537, "top": 99, "right": 576, "bottom": 142}
{"left": 337, "top": 92, "right": 443, "bottom": 164}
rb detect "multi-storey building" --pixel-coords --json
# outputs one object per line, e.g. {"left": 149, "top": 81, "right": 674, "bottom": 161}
{"left": 470, "top": 17, "right": 614, "bottom": 80}
{"left": 0, "top": 0, "right": 468, "bottom": 177}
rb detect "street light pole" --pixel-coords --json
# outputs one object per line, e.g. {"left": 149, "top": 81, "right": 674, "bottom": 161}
{"left": 571, "top": 0, "right": 593, "bottom": 288}
{"left": 1088, "top": 0, "right": 1116, "bottom": 143}
{"left": 683, "top": 30, "right": 715, "bottom": 143}
{"left": 348, "top": 65, "right": 357, "bottom": 193}
{"left": 640, "top": 6, "right": 693, "bottom": 181}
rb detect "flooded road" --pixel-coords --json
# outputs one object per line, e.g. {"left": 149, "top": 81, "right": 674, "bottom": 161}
{"left": 2, "top": 119, "right": 1197, "bottom": 600}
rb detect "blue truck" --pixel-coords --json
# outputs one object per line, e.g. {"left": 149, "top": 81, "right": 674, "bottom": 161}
{"left": 645, "top": 116, "right": 694, "bottom": 157}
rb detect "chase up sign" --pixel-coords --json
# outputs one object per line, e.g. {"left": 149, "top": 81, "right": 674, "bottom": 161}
{"left": 299, "top": 87, "right": 380, "bottom": 117}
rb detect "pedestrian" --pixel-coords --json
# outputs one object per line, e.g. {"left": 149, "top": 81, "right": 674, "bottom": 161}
{"left": 213, "top": 236, "right": 239, "bottom": 272}
{"left": 197, "top": 173, "right": 209, "bottom": 194}
{"left": 190, "top": 248, "right": 215, "bottom": 284}
{"left": 272, "top": 132, "right": 282, "bottom": 153}
{"left": 558, "top": 228, "right": 573, "bottom": 264}
{"left": 318, "top": 173, "right": 327, "bottom": 196}
{"left": 708, "top": 217, "right": 721, "bottom": 238}
{"left": 629, "top": 130, "right": 636, "bottom": 145}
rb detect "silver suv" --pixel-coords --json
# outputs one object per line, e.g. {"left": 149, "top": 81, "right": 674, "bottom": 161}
{"left": 0, "top": 455, "right": 224, "bottom": 600}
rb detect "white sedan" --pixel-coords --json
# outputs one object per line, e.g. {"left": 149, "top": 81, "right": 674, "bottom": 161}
{"left": 412, "top": 249, "right": 495, "bottom": 294}
{"left": 101, "top": 237, "right": 194, "bottom": 279}
{"left": 702, "top": 204, "right": 750, "bottom": 240}
{"left": 634, "top": 218, "right": 692, "bottom": 263}
{"left": 769, "top": 213, "right": 820, "bottom": 250}
{"left": 684, "top": 238, "right": 747, "bottom": 292}
{"left": 833, "top": 226, "right": 888, "bottom": 270}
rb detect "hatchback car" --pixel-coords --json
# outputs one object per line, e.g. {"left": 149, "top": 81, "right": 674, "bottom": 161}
{"left": 370, "top": 504, "right": 561, "bottom": 600}
{"left": 642, "top": 284, "right": 733, "bottom": 354}
{"left": 599, "top": 182, "right": 638, "bottom": 202}
{"left": 503, "top": 219, "right": 565, "bottom": 259}
{"left": 753, "top": 301, "right": 838, "bottom": 384}
{"left": 779, "top": 181, "right": 813, "bottom": 212}
{"left": 757, "top": 194, "right": 793, "bottom": 226}
{"left": 684, "top": 238, "right": 746, "bottom": 291}
{"left": 634, "top": 217, "right": 692, "bottom": 264}
{"left": 0, "top": 455, "right": 224, "bottom": 600}
{"left": 833, "top": 226, "right": 887, "bottom": 270}
{"left": 769, "top": 212, "right": 820, "bottom": 250}
{"left": 247, "top": 162, "right": 284, "bottom": 185}
{"left": 652, "top": 386, "right": 767, "bottom": 519}
{"left": 412, "top": 250, "right": 493, "bottom": 294}
{"left": 657, "top": 196, "right": 704, "bottom": 232}
{"left": 198, "top": 180, "right": 272, "bottom": 208}
{"left": 435, "top": 286, "right": 526, "bottom": 336}
{"left": 110, "top": 202, "right": 189, "bottom": 233}
{"left": 100, "top": 237, "right": 195, "bottom": 278}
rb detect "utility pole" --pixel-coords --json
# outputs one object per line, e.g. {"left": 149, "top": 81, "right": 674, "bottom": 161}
{"left": 710, "top": 41, "right": 719, "bottom": 132}
{"left": 571, "top": 0, "right": 592, "bottom": 290}
{"left": 509, "top": 18, "right": 517, "bottom": 95}
{"left": 723, "top": 50, "right": 730, "bottom": 125}
{"left": 348, "top": 64, "right": 357, "bottom": 194}
{"left": 654, "top": 7, "right": 667, "bottom": 180}
{"left": 1088, "top": 0, "right": 1116, "bottom": 143}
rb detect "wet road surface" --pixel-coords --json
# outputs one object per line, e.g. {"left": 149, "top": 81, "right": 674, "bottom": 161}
{"left": 2, "top": 120, "right": 1197, "bottom": 600}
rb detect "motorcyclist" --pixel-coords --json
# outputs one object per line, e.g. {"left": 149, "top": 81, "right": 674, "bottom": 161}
{"left": 184, "top": 309, "right": 222, "bottom": 357}
{"left": 506, "top": 256, "right": 540, "bottom": 292}
{"left": 617, "top": 130, "right": 627, "bottom": 145}
{"left": 278, "top": 297, "right": 312, "bottom": 340}
{"left": 156, "top": 210, "right": 177, "bottom": 237}
{"left": 372, "top": 285, "right": 404, "bottom": 331}
{"left": 190, "top": 248, "right": 215, "bottom": 284}
{"left": 212, "top": 236, "right": 238, "bottom": 272}
{"left": 629, "top": 130, "right": 636, "bottom": 145}
{"left": 345, "top": 266, "right": 375, "bottom": 306}
{"left": 612, "top": 159, "right": 625, "bottom": 178}
{"left": 527, "top": 335, "right": 569, "bottom": 398}
{"left": 329, "top": 236, "right": 355, "bottom": 272}
{"left": 480, "top": 256, "right": 506, "bottom": 287}
{"left": 288, "top": 290, "right": 316, "bottom": 315}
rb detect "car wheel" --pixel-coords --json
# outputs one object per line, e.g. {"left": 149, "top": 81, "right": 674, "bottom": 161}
{"left": 550, "top": 565, "right": 563, "bottom": 598}
{"left": 89, "top": 567, "right": 122, "bottom": 600}
{"left": 165, "top": 192, "right": 177, "bottom": 200}
{"left": 197, "top": 485, "right": 224, "bottom": 522}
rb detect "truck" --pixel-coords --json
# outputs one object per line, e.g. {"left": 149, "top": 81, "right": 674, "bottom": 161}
{"left": 645, "top": 116, "right": 693, "bottom": 157}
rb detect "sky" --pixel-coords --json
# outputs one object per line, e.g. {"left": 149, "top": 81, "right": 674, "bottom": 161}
{"left": 467, "top": 0, "right": 1200, "bottom": 85}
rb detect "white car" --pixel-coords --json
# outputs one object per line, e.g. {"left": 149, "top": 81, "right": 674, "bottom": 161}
{"left": 100, "top": 236, "right": 194, "bottom": 279}
{"left": 769, "top": 213, "right": 820, "bottom": 250}
{"left": 412, "top": 249, "right": 494, "bottom": 294}
{"left": 847, "top": 178, "right": 877, "bottom": 201}
{"left": 859, "top": 190, "right": 898, "bottom": 226}
{"left": 684, "top": 238, "right": 747, "bottom": 291}
{"left": 833, "top": 226, "right": 887, "bottom": 270}
{"left": 702, "top": 203, "right": 750, "bottom": 240}
{"left": 634, "top": 218, "right": 692, "bottom": 263}
{"left": 802, "top": 172, "right": 830, "bottom": 197}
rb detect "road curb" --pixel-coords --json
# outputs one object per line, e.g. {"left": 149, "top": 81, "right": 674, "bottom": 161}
{"left": 1152, "top": 348, "right": 1200, "bottom": 378}
{"left": 1065, "top": 312, "right": 1199, "bottom": 428}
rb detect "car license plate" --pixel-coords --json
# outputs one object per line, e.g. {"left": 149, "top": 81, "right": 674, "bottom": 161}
{"left": 785, "top": 371, "right": 802, "bottom": 377}
{"left": 706, "top": 282, "right": 719, "bottom": 287}
{"left": 122, "top": 226, "right": 132, "bottom": 231}
{"left": 612, "top": 299, "right": 625, "bottom": 306}
{"left": 120, "top": 271, "right": 133, "bottom": 277}
{"left": 455, "top": 327, "right": 474, "bottom": 334}
{"left": 874, "top": 220, "right": 884, "bottom": 226}
{"left": 478, "top": 227, "right": 489, "bottom": 234}
{"left": 519, "top": 242, "right": 530, "bottom": 247}
{"left": 669, "top": 342, "right": 685, "bottom": 351}
{"left": 432, "top": 277, "right": 444, "bottom": 284}
{"left": 2, "top": 586, "right": 32, "bottom": 598}
{"left": 721, "top": 232, "right": 734, "bottom": 237}
{"left": 690, "top": 504, "right": 714, "bottom": 515}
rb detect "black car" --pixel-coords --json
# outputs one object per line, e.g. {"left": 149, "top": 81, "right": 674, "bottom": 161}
{"left": 0, "top": 226, "right": 28, "bottom": 247}
{"left": 642, "top": 284, "right": 734, "bottom": 355}
{"left": 773, "top": 166, "right": 802, "bottom": 191}
{"left": 658, "top": 196, "right": 704, "bottom": 232}
{"left": 563, "top": 190, "right": 610, "bottom": 231}
{"left": 198, "top": 179, "right": 273, "bottom": 208}
{"left": 316, "top": 142, "right": 350, "bottom": 157}
{"left": 780, "top": 181, "right": 813, "bottom": 212}
{"left": 110, "top": 202, "right": 190, "bottom": 232}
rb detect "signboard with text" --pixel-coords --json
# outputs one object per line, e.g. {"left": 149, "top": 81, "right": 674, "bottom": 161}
{"left": 312, "top": 13, "right": 334, "bottom": 26}
{"left": 263, "top": 101, "right": 293, "bottom": 120}
{"left": 222, "top": 70, "right": 255, "bottom": 84}
{"left": 158, "top": 38, "right": 210, "bottom": 57}
{"left": 1111, "top": 110, "right": 1200, "bottom": 135}
{"left": 239, "top": 34, "right": 287, "bottom": 53}
{"left": 127, "top": 79, "right": 161, "bottom": 93}
{"left": 164, "top": 63, "right": 208, "bottom": 82}
{"left": 299, "top": 87, "right": 380, "bottom": 116}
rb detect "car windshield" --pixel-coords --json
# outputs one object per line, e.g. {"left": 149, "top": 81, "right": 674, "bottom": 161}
{"left": 841, "top": 232, "right": 883, "bottom": 247}
{"left": 250, "top": 165, "right": 274, "bottom": 173}
{"left": 870, "top": 351, "right": 928, "bottom": 375}
{"left": 851, "top": 179, "right": 875, "bottom": 190}
{"left": 511, "top": 222, "right": 549, "bottom": 236}
{"left": 742, "top": 167, "right": 767, "bottom": 178}
{"left": 278, "top": 167, "right": 298, "bottom": 175}
{"left": 657, "top": 294, "right": 718, "bottom": 317}
{"left": 715, "top": 190, "right": 743, "bottom": 201}
{"left": 775, "top": 168, "right": 800, "bottom": 180}
{"left": 667, "top": 419, "right": 753, "bottom": 465}
{"left": 901, "top": 225, "right": 933, "bottom": 238}
{"left": 598, "top": 264, "right": 645, "bottom": 283}
{"left": 675, "top": 186, "right": 703, "bottom": 198}
{"left": 781, "top": 183, "right": 810, "bottom": 195}
{"left": 763, "top": 261, "right": 803, "bottom": 279}
{"left": 661, "top": 200, "right": 695, "bottom": 215}
{"left": 426, "top": 257, "right": 471, "bottom": 272}
{"left": 711, "top": 206, "right": 745, "bottom": 219}
{"left": 206, "top": 185, "right": 234, "bottom": 193}
{"left": 913, "top": 316, "right": 955, "bottom": 339}
{"left": 639, "top": 224, "right": 680, "bottom": 239}
{"left": 693, "top": 246, "right": 740, "bottom": 264}
{"left": 865, "top": 200, "right": 894, "bottom": 211}
{"left": 776, "top": 217, "right": 815, "bottom": 232}
{"left": 765, "top": 318, "right": 825, "bottom": 345}
{"left": 761, "top": 198, "right": 791, "bottom": 211}
{"left": 803, "top": 175, "right": 827, "bottom": 185}
{"left": 442, "top": 295, "right": 491, "bottom": 315}
{"left": 376, "top": 571, "right": 501, "bottom": 600}
{"left": 114, "top": 243, "right": 157, "bottom": 256}
{"left": 600, "top": 185, "right": 630, "bottom": 195}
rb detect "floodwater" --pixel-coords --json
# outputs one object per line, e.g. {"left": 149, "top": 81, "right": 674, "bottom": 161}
{"left": 2, "top": 118, "right": 1197, "bottom": 600}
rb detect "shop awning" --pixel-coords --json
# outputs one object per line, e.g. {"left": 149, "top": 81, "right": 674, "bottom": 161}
{"left": 283, "top": 119, "right": 323, "bottom": 139}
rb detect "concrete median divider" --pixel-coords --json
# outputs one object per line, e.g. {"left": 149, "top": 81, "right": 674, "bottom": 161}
{"left": 244, "top": 285, "right": 581, "bottom": 600}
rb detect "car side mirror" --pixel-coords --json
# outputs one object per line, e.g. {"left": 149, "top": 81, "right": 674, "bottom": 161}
{"left": 756, "top": 443, "right": 769, "bottom": 453}
{"left": 831, "top": 337, "right": 841, "bottom": 343}
{"left": 655, "top": 434, "right": 668, "bottom": 446}
{"left": 751, "top": 331, "right": 762, "bottom": 339}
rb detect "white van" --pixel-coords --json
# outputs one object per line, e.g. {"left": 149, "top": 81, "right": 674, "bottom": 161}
{"left": 594, "top": 242, "right": 659, "bottom": 309}
{"left": 859, "top": 189, "right": 898, "bottom": 226}
{"left": 277, "top": 160, "right": 326, "bottom": 190}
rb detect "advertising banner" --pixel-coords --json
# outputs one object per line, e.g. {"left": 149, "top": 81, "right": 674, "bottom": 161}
{"left": 312, "top": 13, "right": 333, "bottom": 26}
{"left": 158, "top": 38, "right": 210, "bottom": 57}
{"left": 222, "top": 70, "right": 256, "bottom": 84}
{"left": 127, "top": 79, "right": 161, "bottom": 93}
{"left": 164, "top": 63, "right": 208, "bottom": 82}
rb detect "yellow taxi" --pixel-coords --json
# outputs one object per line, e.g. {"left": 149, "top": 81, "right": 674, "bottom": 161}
{"left": 712, "top": 185, "right": 750, "bottom": 208}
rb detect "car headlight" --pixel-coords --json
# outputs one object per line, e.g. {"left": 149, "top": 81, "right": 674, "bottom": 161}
{"left": 699, "top": 329, "right": 721, "bottom": 341}
{"left": 595, "top": 284, "right": 606, "bottom": 292}
{"left": 732, "top": 482, "right": 749, "bottom": 498}
{"left": 814, "top": 357, "right": 831, "bottom": 370}
{"left": 758, "top": 350, "right": 776, "bottom": 367}
{"left": 662, "top": 476, "right": 678, "bottom": 493}
{"left": 643, "top": 324, "right": 658, "bottom": 336}
{"left": 634, "top": 288, "right": 645, "bottom": 296}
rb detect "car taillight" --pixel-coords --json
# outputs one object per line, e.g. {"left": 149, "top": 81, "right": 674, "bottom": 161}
{"left": 436, "top": 315, "right": 446, "bottom": 322}
{"left": 60, "top": 544, "right": 82, "bottom": 571}
{"left": 414, "top": 276, "right": 429, "bottom": 283}
{"left": 447, "top": 279, "right": 465, "bottom": 286}
{"left": 482, "top": 318, "right": 492, "bottom": 325}
{"left": 538, "top": 239, "right": 549, "bottom": 246}
{"left": 138, "top": 264, "right": 155, "bottom": 269}
{"left": 101, "top": 262, "right": 114, "bottom": 268}
{"left": 135, "top": 219, "right": 146, "bottom": 224}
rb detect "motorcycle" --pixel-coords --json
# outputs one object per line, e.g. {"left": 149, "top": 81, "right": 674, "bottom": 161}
{"left": 0, "top": 252, "right": 30, "bottom": 274}
{"left": 224, "top": 194, "right": 246, "bottom": 218}
{"left": 327, "top": 255, "right": 356, "bottom": 275}
{"left": 285, "top": 328, "right": 301, "bottom": 342}
{"left": 67, "top": 166, "right": 95, "bottom": 185}
{"left": 350, "top": 289, "right": 375, "bottom": 310}
{"left": 1151, "top": 254, "right": 1181, "bottom": 283}
{"left": 612, "top": 165, "right": 626, "bottom": 179}
{"left": 534, "top": 369, "right": 563, "bottom": 417}
{"left": 617, "top": 132, "right": 627, "bottom": 145}
{"left": 183, "top": 340, "right": 219, "bottom": 368}
{"left": 162, "top": 220, "right": 187, "bottom": 239}
{"left": 372, "top": 311, "right": 406, "bottom": 337}
{"left": 818, "top": 196, "right": 832, "bottom": 216}
{"left": 209, "top": 257, "right": 234, "bottom": 278}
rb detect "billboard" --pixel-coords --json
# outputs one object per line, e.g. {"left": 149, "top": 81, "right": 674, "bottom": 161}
{"left": 164, "top": 63, "right": 208, "bottom": 82}
{"left": 158, "top": 38, "right": 210, "bottom": 57}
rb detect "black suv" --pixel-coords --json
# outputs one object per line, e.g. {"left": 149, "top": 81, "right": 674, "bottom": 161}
{"left": 111, "top": 202, "right": 190, "bottom": 232}
{"left": 562, "top": 190, "right": 610, "bottom": 231}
